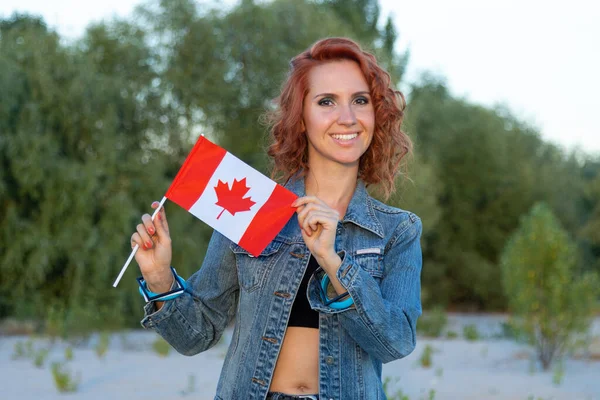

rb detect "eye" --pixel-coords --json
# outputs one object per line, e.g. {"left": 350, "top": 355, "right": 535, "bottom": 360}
{"left": 354, "top": 96, "right": 369, "bottom": 105}
{"left": 318, "top": 98, "right": 334, "bottom": 106}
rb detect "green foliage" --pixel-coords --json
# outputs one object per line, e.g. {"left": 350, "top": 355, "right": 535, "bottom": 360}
{"left": 51, "top": 361, "right": 80, "bottom": 393}
{"left": 405, "top": 75, "right": 595, "bottom": 310}
{"left": 64, "top": 346, "right": 74, "bottom": 361}
{"left": 501, "top": 203, "right": 600, "bottom": 370}
{"left": 462, "top": 324, "right": 480, "bottom": 341}
{"left": 499, "top": 319, "right": 529, "bottom": 343}
{"left": 0, "top": 0, "right": 599, "bottom": 325}
{"left": 0, "top": 12, "right": 170, "bottom": 326}
{"left": 11, "top": 339, "right": 33, "bottom": 360}
{"left": 419, "top": 344, "right": 434, "bottom": 368}
{"left": 95, "top": 331, "right": 111, "bottom": 359}
{"left": 152, "top": 335, "right": 171, "bottom": 357}
{"left": 33, "top": 347, "right": 49, "bottom": 368}
{"left": 552, "top": 358, "right": 564, "bottom": 386}
{"left": 416, "top": 307, "right": 447, "bottom": 338}
{"left": 445, "top": 331, "right": 458, "bottom": 339}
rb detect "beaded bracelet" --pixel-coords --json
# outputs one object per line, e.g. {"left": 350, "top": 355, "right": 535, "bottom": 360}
{"left": 137, "top": 267, "right": 187, "bottom": 302}
{"left": 320, "top": 274, "right": 354, "bottom": 310}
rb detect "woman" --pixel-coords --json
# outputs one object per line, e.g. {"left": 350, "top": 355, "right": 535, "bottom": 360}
{"left": 132, "top": 37, "right": 422, "bottom": 400}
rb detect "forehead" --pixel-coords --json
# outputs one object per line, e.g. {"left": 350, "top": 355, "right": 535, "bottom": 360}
{"left": 306, "top": 60, "right": 369, "bottom": 94}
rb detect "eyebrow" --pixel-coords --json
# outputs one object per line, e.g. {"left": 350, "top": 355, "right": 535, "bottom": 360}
{"left": 312, "top": 91, "right": 371, "bottom": 100}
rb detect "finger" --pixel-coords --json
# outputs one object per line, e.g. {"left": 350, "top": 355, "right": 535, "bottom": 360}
{"left": 152, "top": 201, "right": 170, "bottom": 235}
{"left": 303, "top": 212, "right": 335, "bottom": 233}
{"left": 141, "top": 213, "right": 156, "bottom": 238}
{"left": 136, "top": 223, "right": 154, "bottom": 250}
{"left": 292, "top": 195, "right": 326, "bottom": 208}
{"left": 131, "top": 232, "right": 142, "bottom": 249}
{"left": 296, "top": 203, "right": 321, "bottom": 226}
{"left": 296, "top": 201, "right": 337, "bottom": 226}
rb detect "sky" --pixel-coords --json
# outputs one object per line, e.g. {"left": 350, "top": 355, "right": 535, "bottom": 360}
{"left": 1, "top": 0, "right": 599, "bottom": 154}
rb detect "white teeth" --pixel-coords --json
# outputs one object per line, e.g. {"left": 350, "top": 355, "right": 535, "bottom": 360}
{"left": 332, "top": 133, "right": 358, "bottom": 141}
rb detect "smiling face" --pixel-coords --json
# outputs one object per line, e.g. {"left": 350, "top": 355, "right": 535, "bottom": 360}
{"left": 302, "top": 60, "right": 375, "bottom": 172}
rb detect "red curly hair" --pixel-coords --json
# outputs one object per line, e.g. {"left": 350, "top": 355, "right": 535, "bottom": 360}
{"left": 266, "top": 37, "right": 411, "bottom": 199}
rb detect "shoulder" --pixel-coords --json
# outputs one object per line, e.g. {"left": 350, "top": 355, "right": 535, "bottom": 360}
{"left": 368, "top": 197, "right": 422, "bottom": 245}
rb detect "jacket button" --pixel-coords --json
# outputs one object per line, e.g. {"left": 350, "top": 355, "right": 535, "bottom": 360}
{"left": 325, "top": 356, "right": 334, "bottom": 365}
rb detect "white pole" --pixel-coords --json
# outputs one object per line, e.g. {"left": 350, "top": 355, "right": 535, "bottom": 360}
{"left": 113, "top": 196, "right": 168, "bottom": 287}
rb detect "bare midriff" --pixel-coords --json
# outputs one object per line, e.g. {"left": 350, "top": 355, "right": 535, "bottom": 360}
{"left": 269, "top": 326, "right": 320, "bottom": 394}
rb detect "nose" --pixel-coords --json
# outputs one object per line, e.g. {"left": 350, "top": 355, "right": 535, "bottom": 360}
{"left": 337, "top": 104, "right": 357, "bottom": 127}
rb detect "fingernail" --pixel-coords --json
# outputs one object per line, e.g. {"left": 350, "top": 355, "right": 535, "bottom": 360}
{"left": 148, "top": 226, "right": 155, "bottom": 235}
{"left": 157, "top": 213, "right": 161, "bottom": 220}
{"left": 146, "top": 241, "right": 153, "bottom": 248}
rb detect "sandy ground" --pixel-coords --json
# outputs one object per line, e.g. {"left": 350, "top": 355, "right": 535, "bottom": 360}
{"left": 1, "top": 314, "right": 598, "bottom": 400}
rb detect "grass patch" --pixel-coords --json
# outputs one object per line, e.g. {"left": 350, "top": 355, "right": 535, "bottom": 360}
{"left": 462, "top": 324, "right": 480, "bottom": 341}
{"left": 33, "top": 347, "right": 49, "bottom": 368}
{"left": 95, "top": 331, "right": 110, "bottom": 359}
{"left": 419, "top": 344, "right": 435, "bottom": 368}
{"left": 152, "top": 336, "right": 171, "bottom": 357}
{"left": 51, "top": 361, "right": 80, "bottom": 393}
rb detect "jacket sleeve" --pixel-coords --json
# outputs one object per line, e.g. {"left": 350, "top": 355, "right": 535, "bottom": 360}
{"left": 140, "top": 230, "right": 239, "bottom": 356}
{"left": 308, "top": 213, "right": 423, "bottom": 363}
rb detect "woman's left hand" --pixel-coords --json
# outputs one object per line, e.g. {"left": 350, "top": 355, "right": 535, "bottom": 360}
{"left": 292, "top": 196, "right": 340, "bottom": 268}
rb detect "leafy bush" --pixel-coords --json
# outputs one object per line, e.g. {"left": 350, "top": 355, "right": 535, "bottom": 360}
{"left": 501, "top": 203, "right": 600, "bottom": 370}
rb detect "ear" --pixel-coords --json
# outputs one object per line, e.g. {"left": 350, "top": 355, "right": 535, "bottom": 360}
{"left": 300, "top": 119, "right": 306, "bottom": 132}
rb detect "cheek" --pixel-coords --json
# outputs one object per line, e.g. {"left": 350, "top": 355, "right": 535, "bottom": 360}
{"left": 305, "top": 110, "right": 334, "bottom": 133}
{"left": 359, "top": 109, "right": 375, "bottom": 134}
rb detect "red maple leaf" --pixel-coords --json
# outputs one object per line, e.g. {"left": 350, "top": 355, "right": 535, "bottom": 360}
{"left": 214, "top": 178, "right": 256, "bottom": 219}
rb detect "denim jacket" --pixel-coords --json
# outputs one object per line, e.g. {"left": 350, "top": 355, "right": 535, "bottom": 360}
{"left": 141, "top": 176, "right": 423, "bottom": 400}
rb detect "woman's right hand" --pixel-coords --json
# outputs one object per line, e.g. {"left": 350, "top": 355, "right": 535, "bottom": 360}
{"left": 131, "top": 201, "right": 173, "bottom": 293}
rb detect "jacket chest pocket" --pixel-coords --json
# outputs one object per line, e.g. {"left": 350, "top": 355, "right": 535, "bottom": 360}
{"left": 230, "top": 240, "right": 284, "bottom": 292}
{"left": 353, "top": 248, "right": 384, "bottom": 281}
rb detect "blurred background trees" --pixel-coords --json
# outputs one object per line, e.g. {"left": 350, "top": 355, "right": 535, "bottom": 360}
{"left": 0, "top": 0, "right": 598, "bottom": 333}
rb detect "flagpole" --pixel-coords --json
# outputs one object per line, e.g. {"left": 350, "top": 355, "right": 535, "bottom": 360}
{"left": 112, "top": 196, "right": 168, "bottom": 287}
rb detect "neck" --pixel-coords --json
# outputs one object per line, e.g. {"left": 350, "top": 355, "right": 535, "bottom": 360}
{"left": 304, "top": 163, "right": 358, "bottom": 218}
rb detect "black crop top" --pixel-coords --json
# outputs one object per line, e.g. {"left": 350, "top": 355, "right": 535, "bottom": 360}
{"left": 287, "top": 256, "right": 320, "bottom": 328}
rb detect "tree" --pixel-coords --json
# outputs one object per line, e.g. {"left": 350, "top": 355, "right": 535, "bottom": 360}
{"left": 500, "top": 203, "right": 599, "bottom": 370}
{"left": 0, "top": 14, "right": 167, "bottom": 330}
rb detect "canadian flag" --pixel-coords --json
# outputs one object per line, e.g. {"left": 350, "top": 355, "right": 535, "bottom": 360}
{"left": 165, "top": 136, "right": 297, "bottom": 257}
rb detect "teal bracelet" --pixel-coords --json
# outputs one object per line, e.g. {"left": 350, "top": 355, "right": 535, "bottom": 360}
{"left": 137, "top": 267, "right": 187, "bottom": 302}
{"left": 320, "top": 274, "right": 354, "bottom": 310}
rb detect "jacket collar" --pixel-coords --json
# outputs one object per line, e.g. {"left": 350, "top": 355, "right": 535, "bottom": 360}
{"left": 284, "top": 174, "right": 384, "bottom": 238}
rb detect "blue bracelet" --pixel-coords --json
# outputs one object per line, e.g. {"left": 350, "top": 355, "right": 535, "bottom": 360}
{"left": 137, "top": 267, "right": 187, "bottom": 302}
{"left": 320, "top": 274, "right": 354, "bottom": 310}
